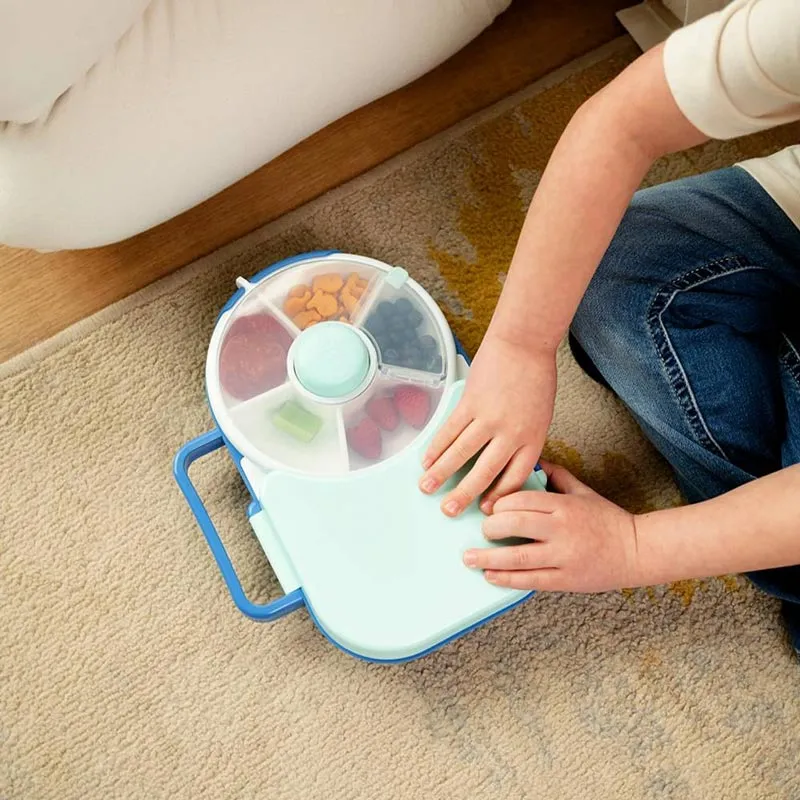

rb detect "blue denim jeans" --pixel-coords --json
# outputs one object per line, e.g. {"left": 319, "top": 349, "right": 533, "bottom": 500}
{"left": 570, "top": 167, "right": 800, "bottom": 652}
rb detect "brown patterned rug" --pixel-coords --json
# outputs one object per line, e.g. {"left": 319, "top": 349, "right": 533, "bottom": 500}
{"left": 3, "top": 38, "right": 799, "bottom": 800}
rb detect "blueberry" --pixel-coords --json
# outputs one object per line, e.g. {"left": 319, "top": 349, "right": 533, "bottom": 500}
{"left": 383, "top": 348, "right": 399, "bottom": 363}
{"left": 377, "top": 301, "right": 395, "bottom": 318}
{"left": 394, "top": 297, "right": 413, "bottom": 316}
{"left": 419, "top": 335, "right": 437, "bottom": 352}
{"left": 389, "top": 316, "right": 407, "bottom": 332}
{"left": 406, "top": 345, "right": 422, "bottom": 363}
{"left": 428, "top": 354, "right": 443, "bottom": 373}
{"left": 409, "top": 355, "right": 427, "bottom": 370}
{"left": 408, "top": 309, "right": 424, "bottom": 328}
{"left": 366, "top": 315, "right": 385, "bottom": 335}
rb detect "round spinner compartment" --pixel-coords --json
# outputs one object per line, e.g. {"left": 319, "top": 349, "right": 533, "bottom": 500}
{"left": 205, "top": 253, "right": 457, "bottom": 476}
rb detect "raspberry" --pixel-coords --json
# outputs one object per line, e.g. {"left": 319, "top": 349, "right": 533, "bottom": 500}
{"left": 347, "top": 417, "right": 382, "bottom": 460}
{"left": 366, "top": 396, "right": 399, "bottom": 431}
{"left": 393, "top": 386, "right": 431, "bottom": 429}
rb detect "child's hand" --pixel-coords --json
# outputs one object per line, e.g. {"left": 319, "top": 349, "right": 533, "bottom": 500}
{"left": 463, "top": 461, "right": 640, "bottom": 592}
{"left": 420, "top": 334, "right": 556, "bottom": 517}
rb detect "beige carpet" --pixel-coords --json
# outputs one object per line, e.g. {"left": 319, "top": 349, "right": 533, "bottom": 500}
{"left": 2, "top": 39, "right": 799, "bottom": 799}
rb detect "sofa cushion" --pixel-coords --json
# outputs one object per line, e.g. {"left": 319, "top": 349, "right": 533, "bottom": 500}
{"left": 0, "top": 0, "right": 510, "bottom": 249}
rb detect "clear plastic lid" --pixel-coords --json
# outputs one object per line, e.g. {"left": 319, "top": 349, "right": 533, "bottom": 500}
{"left": 206, "top": 255, "right": 456, "bottom": 476}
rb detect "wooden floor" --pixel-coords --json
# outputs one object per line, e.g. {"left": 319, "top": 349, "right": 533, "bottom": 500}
{"left": 0, "top": 0, "right": 629, "bottom": 362}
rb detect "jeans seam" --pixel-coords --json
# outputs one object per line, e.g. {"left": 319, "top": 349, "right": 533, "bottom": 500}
{"left": 780, "top": 333, "right": 800, "bottom": 390}
{"left": 646, "top": 256, "right": 770, "bottom": 462}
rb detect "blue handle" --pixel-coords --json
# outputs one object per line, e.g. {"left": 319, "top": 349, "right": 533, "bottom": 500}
{"left": 173, "top": 429, "right": 305, "bottom": 621}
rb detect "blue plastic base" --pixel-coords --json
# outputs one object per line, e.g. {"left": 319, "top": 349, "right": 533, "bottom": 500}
{"left": 173, "top": 430, "right": 304, "bottom": 622}
{"left": 304, "top": 590, "right": 532, "bottom": 664}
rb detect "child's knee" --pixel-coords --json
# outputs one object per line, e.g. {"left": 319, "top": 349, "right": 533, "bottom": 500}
{"left": 571, "top": 216, "right": 652, "bottom": 372}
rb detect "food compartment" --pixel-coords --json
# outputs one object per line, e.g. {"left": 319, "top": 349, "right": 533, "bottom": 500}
{"left": 228, "top": 383, "right": 348, "bottom": 475}
{"left": 264, "top": 259, "right": 382, "bottom": 332}
{"left": 216, "top": 302, "right": 296, "bottom": 407}
{"left": 360, "top": 282, "right": 446, "bottom": 377}
{"left": 343, "top": 376, "right": 443, "bottom": 470}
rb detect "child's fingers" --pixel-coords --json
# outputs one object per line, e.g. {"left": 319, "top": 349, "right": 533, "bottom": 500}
{"left": 422, "top": 404, "right": 472, "bottom": 470}
{"left": 480, "top": 445, "right": 540, "bottom": 514}
{"left": 419, "top": 421, "right": 490, "bottom": 496}
{"left": 492, "top": 490, "right": 557, "bottom": 515}
{"left": 463, "top": 542, "right": 552, "bottom": 572}
{"left": 439, "top": 437, "right": 512, "bottom": 517}
{"left": 539, "top": 459, "right": 593, "bottom": 495}
{"left": 482, "top": 508, "right": 554, "bottom": 540}
{"left": 483, "top": 568, "right": 562, "bottom": 591}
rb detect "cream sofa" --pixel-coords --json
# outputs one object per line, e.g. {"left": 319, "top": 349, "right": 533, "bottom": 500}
{"left": 0, "top": 0, "right": 509, "bottom": 251}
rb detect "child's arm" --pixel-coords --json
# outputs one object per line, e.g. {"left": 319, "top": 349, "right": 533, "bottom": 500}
{"left": 462, "top": 463, "right": 800, "bottom": 592}
{"left": 636, "top": 465, "right": 800, "bottom": 586}
{"left": 477, "top": 42, "right": 707, "bottom": 363}
{"left": 421, "top": 43, "right": 708, "bottom": 515}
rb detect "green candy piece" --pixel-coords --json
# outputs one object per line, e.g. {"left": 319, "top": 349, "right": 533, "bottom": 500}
{"left": 272, "top": 401, "right": 323, "bottom": 443}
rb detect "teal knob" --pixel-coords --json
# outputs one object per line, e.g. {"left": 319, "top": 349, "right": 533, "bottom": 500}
{"left": 292, "top": 322, "right": 371, "bottom": 399}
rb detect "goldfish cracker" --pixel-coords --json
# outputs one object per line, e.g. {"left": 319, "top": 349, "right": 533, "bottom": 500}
{"left": 312, "top": 273, "right": 345, "bottom": 294}
{"left": 289, "top": 284, "right": 311, "bottom": 298}
{"left": 293, "top": 309, "right": 322, "bottom": 329}
{"left": 340, "top": 290, "right": 359, "bottom": 316}
{"left": 343, "top": 272, "right": 369, "bottom": 299}
{"left": 283, "top": 292, "right": 311, "bottom": 317}
{"left": 338, "top": 315, "right": 350, "bottom": 323}
{"left": 307, "top": 290, "right": 339, "bottom": 319}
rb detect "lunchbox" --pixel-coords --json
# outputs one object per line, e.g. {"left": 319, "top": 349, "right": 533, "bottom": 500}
{"left": 173, "top": 251, "right": 546, "bottom": 663}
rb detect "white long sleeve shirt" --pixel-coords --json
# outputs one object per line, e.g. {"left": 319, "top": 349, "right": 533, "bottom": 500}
{"left": 663, "top": 0, "right": 800, "bottom": 227}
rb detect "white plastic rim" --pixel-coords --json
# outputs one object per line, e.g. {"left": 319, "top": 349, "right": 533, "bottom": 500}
{"left": 205, "top": 253, "right": 458, "bottom": 476}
